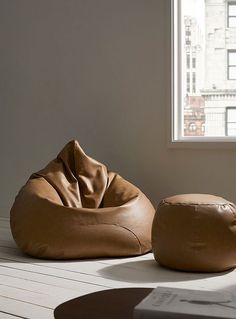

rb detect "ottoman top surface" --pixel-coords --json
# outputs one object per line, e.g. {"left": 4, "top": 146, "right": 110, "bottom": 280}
{"left": 161, "top": 194, "right": 231, "bottom": 206}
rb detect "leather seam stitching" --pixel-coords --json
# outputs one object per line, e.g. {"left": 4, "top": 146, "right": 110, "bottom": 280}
{"left": 111, "top": 223, "right": 142, "bottom": 254}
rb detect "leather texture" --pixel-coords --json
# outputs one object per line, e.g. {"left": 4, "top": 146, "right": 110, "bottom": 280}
{"left": 152, "top": 194, "right": 236, "bottom": 272}
{"left": 10, "top": 140, "right": 155, "bottom": 259}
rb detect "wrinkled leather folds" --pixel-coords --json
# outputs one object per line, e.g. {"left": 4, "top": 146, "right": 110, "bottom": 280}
{"left": 10, "top": 140, "right": 155, "bottom": 259}
{"left": 152, "top": 194, "right": 236, "bottom": 272}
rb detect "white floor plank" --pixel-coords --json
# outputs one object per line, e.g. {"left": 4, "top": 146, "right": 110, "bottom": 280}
{"left": 0, "top": 285, "right": 58, "bottom": 309}
{"left": 0, "top": 296, "right": 53, "bottom": 319}
{"left": 0, "top": 263, "right": 109, "bottom": 294}
{"left": 0, "top": 248, "right": 138, "bottom": 288}
{"left": 0, "top": 246, "right": 159, "bottom": 279}
{"left": 0, "top": 312, "right": 25, "bottom": 319}
{"left": 0, "top": 274, "right": 80, "bottom": 299}
{"left": 0, "top": 258, "right": 113, "bottom": 290}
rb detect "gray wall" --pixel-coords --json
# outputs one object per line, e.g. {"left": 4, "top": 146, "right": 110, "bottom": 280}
{"left": 1, "top": 0, "right": 236, "bottom": 218}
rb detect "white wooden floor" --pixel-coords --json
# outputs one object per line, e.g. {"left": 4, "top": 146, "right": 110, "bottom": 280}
{"left": 1, "top": 218, "right": 236, "bottom": 319}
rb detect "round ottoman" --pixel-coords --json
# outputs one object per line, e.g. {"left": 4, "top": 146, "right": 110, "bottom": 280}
{"left": 152, "top": 194, "right": 236, "bottom": 272}
{"left": 10, "top": 140, "right": 155, "bottom": 259}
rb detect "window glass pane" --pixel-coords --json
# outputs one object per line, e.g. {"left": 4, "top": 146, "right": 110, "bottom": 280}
{"left": 181, "top": 0, "right": 205, "bottom": 137}
{"left": 229, "top": 52, "right": 236, "bottom": 65}
{"left": 175, "top": 0, "right": 236, "bottom": 139}
{"left": 229, "top": 66, "right": 236, "bottom": 79}
{"left": 227, "top": 108, "right": 236, "bottom": 121}
{"left": 227, "top": 123, "right": 236, "bottom": 136}
{"left": 227, "top": 129, "right": 236, "bottom": 136}
{"left": 187, "top": 54, "right": 190, "bottom": 68}
{"left": 229, "top": 17, "right": 236, "bottom": 27}
{"left": 187, "top": 72, "right": 190, "bottom": 82}
{"left": 229, "top": 4, "right": 236, "bottom": 16}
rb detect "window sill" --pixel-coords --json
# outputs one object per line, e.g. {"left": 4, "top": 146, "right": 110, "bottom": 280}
{"left": 168, "top": 137, "right": 236, "bottom": 149}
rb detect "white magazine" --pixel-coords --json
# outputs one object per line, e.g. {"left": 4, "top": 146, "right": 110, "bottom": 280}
{"left": 133, "top": 287, "right": 236, "bottom": 319}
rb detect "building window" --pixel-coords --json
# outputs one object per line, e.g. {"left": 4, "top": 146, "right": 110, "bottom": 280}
{"left": 228, "top": 2, "right": 236, "bottom": 28}
{"left": 189, "top": 123, "right": 196, "bottom": 131}
{"left": 187, "top": 54, "right": 190, "bottom": 69}
{"left": 192, "top": 71, "right": 196, "bottom": 93}
{"left": 226, "top": 107, "right": 236, "bottom": 135}
{"left": 201, "top": 123, "right": 205, "bottom": 133}
{"left": 172, "top": 0, "right": 236, "bottom": 142}
{"left": 186, "top": 72, "right": 190, "bottom": 93}
{"left": 228, "top": 50, "right": 236, "bottom": 80}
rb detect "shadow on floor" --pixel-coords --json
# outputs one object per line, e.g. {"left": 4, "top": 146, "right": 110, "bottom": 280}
{"left": 54, "top": 288, "right": 152, "bottom": 319}
{"left": 98, "top": 259, "right": 233, "bottom": 283}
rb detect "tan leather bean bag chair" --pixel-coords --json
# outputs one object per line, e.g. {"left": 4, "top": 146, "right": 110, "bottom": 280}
{"left": 10, "top": 140, "right": 155, "bottom": 259}
{"left": 152, "top": 194, "right": 236, "bottom": 272}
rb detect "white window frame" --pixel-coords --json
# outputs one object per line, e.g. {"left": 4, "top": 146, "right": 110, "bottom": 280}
{"left": 228, "top": 50, "right": 236, "bottom": 80}
{"left": 170, "top": 0, "right": 236, "bottom": 148}
{"left": 226, "top": 106, "right": 236, "bottom": 135}
{"left": 228, "top": 2, "right": 236, "bottom": 28}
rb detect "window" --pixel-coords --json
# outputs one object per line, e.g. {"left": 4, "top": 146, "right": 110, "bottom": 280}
{"left": 186, "top": 72, "right": 190, "bottom": 93}
{"left": 192, "top": 72, "right": 196, "bottom": 93}
{"left": 189, "top": 122, "right": 196, "bottom": 131}
{"left": 226, "top": 107, "right": 236, "bottom": 135}
{"left": 201, "top": 123, "right": 205, "bottom": 133}
{"left": 228, "top": 2, "right": 236, "bottom": 28}
{"left": 172, "top": 0, "right": 236, "bottom": 142}
{"left": 228, "top": 51, "right": 236, "bottom": 80}
{"left": 186, "top": 54, "right": 190, "bottom": 68}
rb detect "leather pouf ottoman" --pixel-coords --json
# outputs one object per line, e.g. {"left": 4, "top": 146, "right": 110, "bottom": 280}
{"left": 152, "top": 194, "right": 236, "bottom": 272}
{"left": 10, "top": 140, "right": 155, "bottom": 259}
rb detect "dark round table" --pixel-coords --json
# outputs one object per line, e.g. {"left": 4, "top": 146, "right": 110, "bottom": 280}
{"left": 54, "top": 288, "right": 152, "bottom": 319}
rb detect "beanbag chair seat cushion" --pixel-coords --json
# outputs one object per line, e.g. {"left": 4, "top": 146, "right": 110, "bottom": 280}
{"left": 10, "top": 140, "right": 155, "bottom": 259}
{"left": 152, "top": 194, "right": 236, "bottom": 272}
